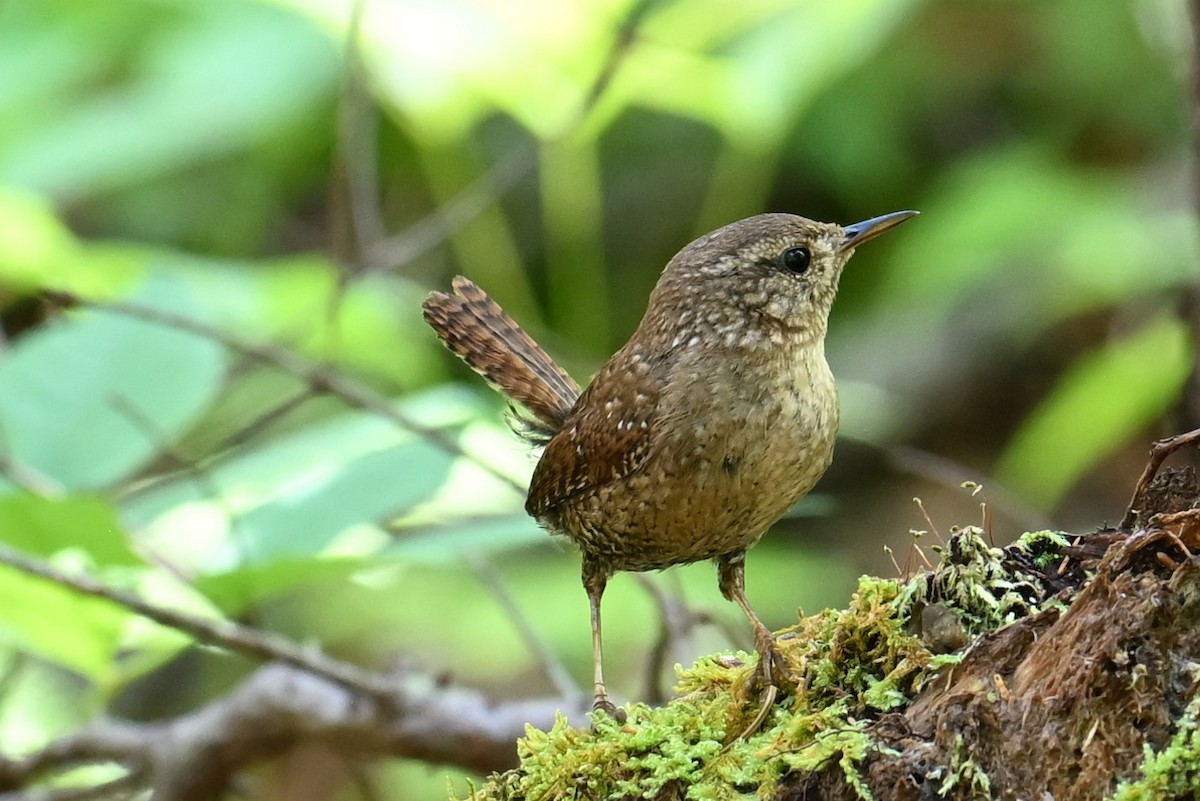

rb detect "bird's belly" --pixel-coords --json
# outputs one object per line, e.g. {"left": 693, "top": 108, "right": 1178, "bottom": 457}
{"left": 562, "top": 358, "right": 839, "bottom": 572}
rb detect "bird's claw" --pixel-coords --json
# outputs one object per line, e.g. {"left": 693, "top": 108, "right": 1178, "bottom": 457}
{"left": 726, "top": 628, "right": 786, "bottom": 745}
{"left": 591, "top": 695, "right": 628, "bottom": 725}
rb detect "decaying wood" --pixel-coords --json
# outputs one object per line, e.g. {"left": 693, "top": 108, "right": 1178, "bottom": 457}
{"left": 792, "top": 472, "right": 1200, "bottom": 800}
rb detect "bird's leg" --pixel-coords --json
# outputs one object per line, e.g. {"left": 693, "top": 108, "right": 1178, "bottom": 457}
{"left": 717, "top": 552, "right": 779, "bottom": 684}
{"left": 583, "top": 564, "right": 625, "bottom": 722}
{"left": 717, "top": 552, "right": 779, "bottom": 738}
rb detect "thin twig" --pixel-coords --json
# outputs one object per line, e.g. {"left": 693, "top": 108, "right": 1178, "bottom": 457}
{"left": 107, "top": 393, "right": 236, "bottom": 524}
{"left": 105, "top": 393, "right": 245, "bottom": 580}
{"left": 635, "top": 574, "right": 714, "bottom": 705}
{"left": 0, "top": 452, "right": 60, "bottom": 497}
{"left": 464, "top": 553, "right": 581, "bottom": 701}
{"left": 0, "top": 412, "right": 62, "bottom": 497}
{"left": 364, "top": 148, "right": 537, "bottom": 272}
{"left": 44, "top": 291, "right": 526, "bottom": 497}
{"left": 0, "top": 542, "right": 396, "bottom": 703}
{"left": 214, "top": 385, "right": 315, "bottom": 452}
{"left": 364, "top": 0, "right": 654, "bottom": 274}
{"left": 574, "top": 0, "right": 658, "bottom": 117}
{"left": 1120, "top": 427, "right": 1200, "bottom": 530}
{"left": 338, "top": 0, "right": 386, "bottom": 266}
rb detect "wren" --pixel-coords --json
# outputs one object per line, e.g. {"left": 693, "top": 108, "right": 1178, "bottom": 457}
{"left": 422, "top": 210, "right": 917, "bottom": 729}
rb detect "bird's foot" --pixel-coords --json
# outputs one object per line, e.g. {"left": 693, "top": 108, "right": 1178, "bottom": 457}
{"left": 750, "top": 625, "right": 793, "bottom": 688}
{"left": 591, "top": 694, "right": 628, "bottom": 726}
{"left": 728, "top": 627, "right": 786, "bottom": 745}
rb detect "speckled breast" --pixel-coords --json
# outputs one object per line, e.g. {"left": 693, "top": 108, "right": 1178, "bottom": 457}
{"left": 561, "top": 343, "right": 839, "bottom": 572}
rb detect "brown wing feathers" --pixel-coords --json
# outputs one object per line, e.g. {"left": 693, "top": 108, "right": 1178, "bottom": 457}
{"left": 422, "top": 277, "right": 582, "bottom": 439}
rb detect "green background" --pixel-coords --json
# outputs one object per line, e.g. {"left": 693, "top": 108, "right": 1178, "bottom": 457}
{"left": 0, "top": 0, "right": 1193, "bottom": 797}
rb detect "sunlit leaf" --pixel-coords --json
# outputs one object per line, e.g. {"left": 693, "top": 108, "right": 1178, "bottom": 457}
{"left": 610, "top": 0, "right": 918, "bottom": 145}
{"left": 0, "top": 277, "right": 224, "bottom": 490}
{"left": 126, "top": 386, "right": 506, "bottom": 571}
{"left": 283, "top": 0, "right": 914, "bottom": 142}
{"left": 386, "top": 512, "right": 546, "bottom": 563}
{"left": 234, "top": 437, "right": 455, "bottom": 564}
{"left": 0, "top": 494, "right": 142, "bottom": 566}
{"left": 0, "top": 1, "right": 339, "bottom": 200}
{"left": 996, "top": 316, "right": 1191, "bottom": 510}
{"left": 194, "top": 555, "right": 373, "bottom": 615}
{"left": 0, "top": 645, "right": 102, "bottom": 752}
{"left": 0, "top": 559, "right": 131, "bottom": 684}
{"left": 0, "top": 189, "right": 80, "bottom": 292}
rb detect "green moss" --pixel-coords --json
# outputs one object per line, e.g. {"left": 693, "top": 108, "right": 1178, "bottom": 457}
{"left": 934, "top": 734, "right": 992, "bottom": 800}
{"left": 770, "top": 576, "right": 958, "bottom": 714}
{"left": 1016, "top": 530, "right": 1072, "bottom": 570}
{"left": 895, "top": 526, "right": 1067, "bottom": 640}
{"left": 463, "top": 527, "right": 1068, "bottom": 801}
{"left": 1107, "top": 673, "right": 1200, "bottom": 800}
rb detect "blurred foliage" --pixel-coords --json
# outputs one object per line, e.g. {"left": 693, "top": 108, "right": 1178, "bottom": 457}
{"left": 0, "top": 0, "right": 1194, "bottom": 798}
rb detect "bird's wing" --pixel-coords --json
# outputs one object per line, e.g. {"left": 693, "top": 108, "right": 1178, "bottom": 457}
{"left": 525, "top": 350, "right": 663, "bottom": 519}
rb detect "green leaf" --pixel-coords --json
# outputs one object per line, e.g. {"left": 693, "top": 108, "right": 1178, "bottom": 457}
{"left": 0, "top": 646, "right": 104, "bottom": 752}
{"left": 386, "top": 512, "right": 547, "bottom": 563}
{"left": 195, "top": 556, "right": 374, "bottom": 615}
{"left": 0, "top": 494, "right": 142, "bottom": 566}
{"left": 996, "top": 316, "right": 1191, "bottom": 509}
{"left": 126, "top": 386, "right": 493, "bottom": 573}
{"left": 0, "top": 495, "right": 207, "bottom": 687}
{"left": 0, "top": 558, "right": 131, "bottom": 685}
{"left": 861, "top": 147, "right": 1197, "bottom": 334}
{"left": 234, "top": 437, "right": 455, "bottom": 565}
{"left": 0, "top": 188, "right": 81, "bottom": 292}
{"left": 0, "top": 277, "right": 224, "bottom": 490}
{"left": 0, "top": 1, "right": 339, "bottom": 200}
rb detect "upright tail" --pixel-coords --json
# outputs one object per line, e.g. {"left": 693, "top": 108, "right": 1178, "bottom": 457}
{"left": 422, "top": 277, "right": 582, "bottom": 442}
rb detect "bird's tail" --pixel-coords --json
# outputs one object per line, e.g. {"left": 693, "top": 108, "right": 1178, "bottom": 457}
{"left": 422, "top": 277, "right": 581, "bottom": 442}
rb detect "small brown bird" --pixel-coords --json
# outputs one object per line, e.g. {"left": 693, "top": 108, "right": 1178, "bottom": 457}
{"left": 422, "top": 210, "right": 916, "bottom": 725}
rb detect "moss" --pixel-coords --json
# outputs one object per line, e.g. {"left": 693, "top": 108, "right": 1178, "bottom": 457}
{"left": 1107, "top": 672, "right": 1200, "bottom": 801}
{"left": 895, "top": 526, "right": 1067, "bottom": 641}
{"left": 933, "top": 734, "right": 992, "bottom": 800}
{"left": 462, "top": 527, "right": 1071, "bottom": 801}
{"left": 1016, "top": 529, "right": 1071, "bottom": 570}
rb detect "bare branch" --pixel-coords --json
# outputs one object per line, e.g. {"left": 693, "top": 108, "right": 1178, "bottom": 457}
{"left": 0, "top": 542, "right": 394, "bottom": 703}
{"left": 0, "top": 663, "right": 588, "bottom": 801}
{"left": 1120, "top": 426, "right": 1200, "bottom": 529}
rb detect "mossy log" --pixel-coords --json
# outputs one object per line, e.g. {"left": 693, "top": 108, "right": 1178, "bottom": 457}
{"left": 465, "top": 468, "right": 1200, "bottom": 801}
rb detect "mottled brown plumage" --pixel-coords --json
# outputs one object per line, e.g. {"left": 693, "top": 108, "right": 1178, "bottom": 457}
{"left": 422, "top": 210, "right": 916, "bottom": 730}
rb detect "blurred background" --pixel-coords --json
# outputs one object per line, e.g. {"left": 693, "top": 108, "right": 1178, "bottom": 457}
{"left": 0, "top": 0, "right": 1195, "bottom": 797}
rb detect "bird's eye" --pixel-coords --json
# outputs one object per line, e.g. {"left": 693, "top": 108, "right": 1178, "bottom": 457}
{"left": 779, "top": 247, "right": 811, "bottom": 275}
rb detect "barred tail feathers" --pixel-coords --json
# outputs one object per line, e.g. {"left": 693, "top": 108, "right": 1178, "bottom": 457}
{"left": 422, "top": 277, "right": 581, "bottom": 439}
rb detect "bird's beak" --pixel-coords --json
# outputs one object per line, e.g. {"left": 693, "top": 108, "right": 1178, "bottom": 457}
{"left": 840, "top": 210, "right": 919, "bottom": 252}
